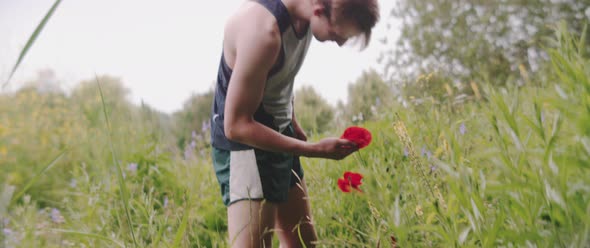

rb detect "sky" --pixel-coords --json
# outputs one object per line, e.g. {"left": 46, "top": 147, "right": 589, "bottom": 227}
{"left": 0, "top": 0, "right": 396, "bottom": 113}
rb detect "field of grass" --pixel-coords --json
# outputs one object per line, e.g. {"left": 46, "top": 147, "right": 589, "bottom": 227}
{"left": 1, "top": 11, "right": 589, "bottom": 248}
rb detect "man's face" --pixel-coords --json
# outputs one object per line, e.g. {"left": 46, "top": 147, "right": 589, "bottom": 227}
{"left": 310, "top": 3, "right": 361, "bottom": 47}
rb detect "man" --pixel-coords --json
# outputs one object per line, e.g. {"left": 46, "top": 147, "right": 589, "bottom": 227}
{"left": 210, "top": 0, "right": 379, "bottom": 246}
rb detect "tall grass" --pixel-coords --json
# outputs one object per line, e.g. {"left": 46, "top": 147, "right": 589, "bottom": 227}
{"left": 97, "top": 76, "right": 138, "bottom": 247}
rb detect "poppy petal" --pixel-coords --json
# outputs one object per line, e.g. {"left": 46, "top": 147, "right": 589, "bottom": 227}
{"left": 341, "top": 126, "right": 372, "bottom": 148}
{"left": 337, "top": 178, "right": 351, "bottom": 192}
{"left": 343, "top": 171, "right": 363, "bottom": 187}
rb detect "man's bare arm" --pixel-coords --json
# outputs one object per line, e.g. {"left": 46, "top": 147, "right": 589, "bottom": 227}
{"left": 223, "top": 8, "right": 356, "bottom": 159}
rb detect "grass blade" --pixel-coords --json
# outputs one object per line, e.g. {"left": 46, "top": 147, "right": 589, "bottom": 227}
{"left": 96, "top": 75, "right": 138, "bottom": 247}
{"left": 172, "top": 202, "right": 190, "bottom": 248}
{"left": 2, "top": 0, "right": 63, "bottom": 89}
{"left": 10, "top": 150, "right": 66, "bottom": 206}
{"left": 50, "top": 229, "right": 126, "bottom": 248}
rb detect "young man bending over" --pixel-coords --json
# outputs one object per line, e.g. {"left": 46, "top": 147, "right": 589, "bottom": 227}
{"left": 210, "top": 0, "right": 379, "bottom": 246}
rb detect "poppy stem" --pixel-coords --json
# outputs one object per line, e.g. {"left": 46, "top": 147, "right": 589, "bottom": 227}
{"left": 355, "top": 149, "right": 369, "bottom": 168}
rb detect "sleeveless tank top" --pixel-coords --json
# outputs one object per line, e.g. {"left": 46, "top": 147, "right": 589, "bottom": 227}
{"left": 210, "top": 0, "right": 312, "bottom": 151}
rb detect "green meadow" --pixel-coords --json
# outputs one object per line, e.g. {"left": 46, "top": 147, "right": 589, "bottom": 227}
{"left": 1, "top": 1, "right": 590, "bottom": 247}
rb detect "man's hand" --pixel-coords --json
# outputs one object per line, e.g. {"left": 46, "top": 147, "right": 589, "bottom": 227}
{"left": 308, "top": 138, "right": 358, "bottom": 160}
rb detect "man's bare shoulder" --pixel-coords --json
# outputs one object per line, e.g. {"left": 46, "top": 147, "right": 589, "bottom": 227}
{"left": 225, "top": 2, "right": 281, "bottom": 52}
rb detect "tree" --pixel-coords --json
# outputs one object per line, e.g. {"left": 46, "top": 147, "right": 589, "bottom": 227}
{"left": 345, "top": 69, "right": 393, "bottom": 123}
{"left": 22, "top": 69, "right": 63, "bottom": 94}
{"left": 294, "top": 86, "right": 335, "bottom": 134}
{"left": 173, "top": 89, "right": 214, "bottom": 149}
{"left": 384, "top": 0, "right": 590, "bottom": 84}
{"left": 70, "top": 75, "right": 132, "bottom": 127}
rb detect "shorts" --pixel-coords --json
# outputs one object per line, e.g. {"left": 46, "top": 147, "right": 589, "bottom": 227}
{"left": 211, "top": 127, "right": 305, "bottom": 206}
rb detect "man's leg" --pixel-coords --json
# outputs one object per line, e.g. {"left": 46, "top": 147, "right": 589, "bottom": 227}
{"left": 228, "top": 200, "right": 276, "bottom": 248}
{"left": 275, "top": 179, "right": 318, "bottom": 247}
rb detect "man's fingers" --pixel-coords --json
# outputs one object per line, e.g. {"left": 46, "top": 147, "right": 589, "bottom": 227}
{"left": 338, "top": 139, "right": 358, "bottom": 150}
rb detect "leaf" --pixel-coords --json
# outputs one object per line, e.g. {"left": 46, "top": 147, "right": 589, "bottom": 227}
{"left": 544, "top": 180, "right": 566, "bottom": 209}
{"left": 2, "top": 0, "right": 63, "bottom": 89}
{"left": 508, "top": 128, "right": 523, "bottom": 151}
{"left": 471, "top": 198, "right": 482, "bottom": 222}
{"left": 97, "top": 76, "right": 138, "bottom": 247}
{"left": 493, "top": 90, "right": 519, "bottom": 136}
{"left": 10, "top": 151, "right": 66, "bottom": 206}
{"left": 553, "top": 81, "right": 569, "bottom": 100}
{"left": 581, "top": 137, "right": 590, "bottom": 157}
{"left": 432, "top": 159, "right": 459, "bottom": 178}
{"left": 548, "top": 152, "right": 559, "bottom": 175}
{"left": 458, "top": 227, "right": 471, "bottom": 245}
{"left": 172, "top": 205, "right": 190, "bottom": 248}
{"left": 483, "top": 210, "right": 505, "bottom": 247}
{"left": 479, "top": 170, "right": 487, "bottom": 197}
{"left": 522, "top": 115, "right": 544, "bottom": 143}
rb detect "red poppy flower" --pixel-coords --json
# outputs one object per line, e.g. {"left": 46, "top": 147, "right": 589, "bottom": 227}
{"left": 337, "top": 171, "right": 363, "bottom": 193}
{"left": 341, "top": 126, "right": 372, "bottom": 149}
{"left": 337, "top": 178, "right": 352, "bottom": 192}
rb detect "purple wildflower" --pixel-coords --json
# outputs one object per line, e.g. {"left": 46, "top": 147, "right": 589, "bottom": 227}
{"left": 190, "top": 140, "right": 197, "bottom": 149}
{"left": 202, "top": 120, "right": 211, "bottom": 133}
{"left": 163, "top": 196, "right": 169, "bottom": 208}
{"left": 3, "top": 227, "right": 21, "bottom": 246}
{"left": 191, "top": 130, "right": 197, "bottom": 139}
{"left": 69, "top": 179, "right": 77, "bottom": 188}
{"left": 127, "top": 163, "right": 138, "bottom": 172}
{"left": 421, "top": 146, "right": 432, "bottom": 159}
{"left": 184, "top": 146, "right": 192, "bottom": 160}
{"left": 50, "top": 208, "right": 65, "bottom": 224}
{"left": 430, "top": 165, "right": 437, "bottom": 172}
{"left": 403, "top": 147, "right": 409, "bottom": 157}
{"left": 459, "top": 122, "right": 467, "bottom": 135}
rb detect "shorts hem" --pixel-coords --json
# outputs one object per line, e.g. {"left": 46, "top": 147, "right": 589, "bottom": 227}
{"left": 226, "top": 197, "right": 287, "bottom": 207}
{"left": 227, "top": 198, "right": 264, "bottom": 207}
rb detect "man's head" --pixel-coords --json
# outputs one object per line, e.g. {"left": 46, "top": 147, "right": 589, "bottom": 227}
{"left": 309, "top": 0, "right": 379, "bottom": 48}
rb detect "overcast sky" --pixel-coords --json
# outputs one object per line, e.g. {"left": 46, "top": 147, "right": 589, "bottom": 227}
{"left": 0, "top": 0, "right": 396, "bottom": 113}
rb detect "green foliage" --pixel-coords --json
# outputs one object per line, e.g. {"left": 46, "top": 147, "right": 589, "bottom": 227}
{"left": 71, "top": 76, "right": 131, "bottom": 127}
{"left": 401, "top": 71, "right": 465, "bottom": 105}
{"left": 294, "top": 85, "right": 335, "bottom": 134}
{"left": 385, "top": 0, "right": 590, "bottom": 84}
{"left": 344, "top": 69, "right": 393, "bottom": 123}
{"left": 173, "top": 89, "right": 214, "bottom": 150}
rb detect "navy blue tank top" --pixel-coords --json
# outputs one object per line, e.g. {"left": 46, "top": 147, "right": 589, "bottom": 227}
{"left": 210, "top": 0, "right": 312, "bottom": 151}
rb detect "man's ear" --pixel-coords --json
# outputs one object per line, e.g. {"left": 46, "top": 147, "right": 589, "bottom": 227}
{"left": 313, "top": 5, "right": 324, "bottom": 17}
{"left": 313, "top": 0, "right": 333, "bottom": 21}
